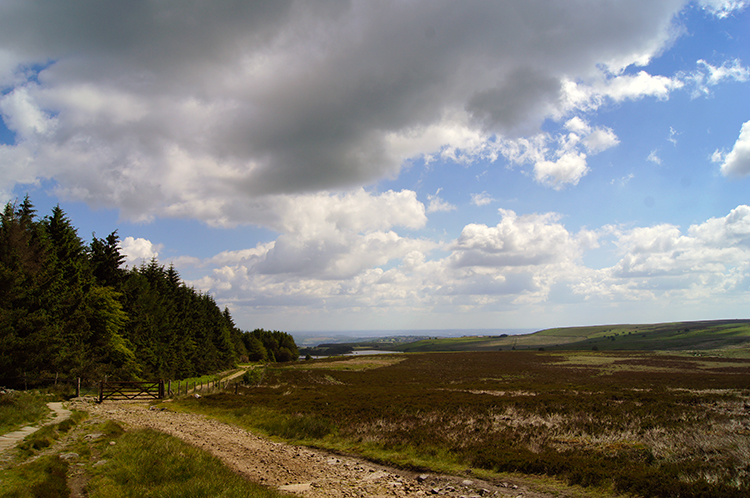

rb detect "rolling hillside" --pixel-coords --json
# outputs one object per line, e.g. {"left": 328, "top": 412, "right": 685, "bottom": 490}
{"left": 394, "top": 319, "right": 750, "bottom": 354}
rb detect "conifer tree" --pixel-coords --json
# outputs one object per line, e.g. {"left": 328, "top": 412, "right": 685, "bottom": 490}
{"left": 0, "top": 195, "right": 298, "bottom": 385}
{"left": 91, "top": 230, "right": 126, "bottom": 289}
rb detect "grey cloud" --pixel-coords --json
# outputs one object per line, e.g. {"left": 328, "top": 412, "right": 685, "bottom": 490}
{"left": 0, "top": 0, "right": 690, "bottom": 221}
{"left": 466, "top": 68, "right": 563, "bottom": 136}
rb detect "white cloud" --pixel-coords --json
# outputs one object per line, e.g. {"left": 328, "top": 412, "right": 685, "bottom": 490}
{"left": 120, "top": 237, "right": 161, "bottom": 266}
{"left": 449, "top": 209, "right": 588, "bottom": 268}
{"left": 0, "top": 86, "right": 56, "bottom": 138}
{"left": 647, "top": 150, "right": 662, "bottom": 165}
{"left": 573, "top": 205, "right": 750, "bottom": 302}
{"left": 583, "top": 127, "right": 620, "bottom": 153}
{"left": 686, "top": 59, "right": 750, "bottom": 97}
{"left": 668, "top": 126, "right": 679, "bottom": 145}
{"left": 426, "top": 188, "right": 456, "bottom": 213}
{"left": 189, "top": 207, "right": 600, "bottom": 319}
{"left": 534, "top": 152, "right": 589, "bottom": 190}
{"left": 470, "top": 192, "right": 495, "bottom": 207}
{"left": 564, "top": 116, "right": 591, "bottom": 135}
{"left": 181, "top": 204, "right": 750, "bottom": 328}
{"left": 700, "top": 0, "right": 749, "bottom": 18}
{"left": 720, "top": 120, "right": 750, "bottom": 176}
{"left": 611, "top": 173, "right": 635, "bottom": 186}
{"left": 186, "top": 189, "right": 433, "bottom": 282}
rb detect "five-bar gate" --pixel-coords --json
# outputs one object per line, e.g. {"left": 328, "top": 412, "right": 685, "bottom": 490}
{"left": 98, "top": 380, "right": 165, "bottom": 403}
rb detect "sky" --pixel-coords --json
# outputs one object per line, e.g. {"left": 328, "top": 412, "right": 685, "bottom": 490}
{"left": 1, "top": 1, "right": 750, "bottom": 333}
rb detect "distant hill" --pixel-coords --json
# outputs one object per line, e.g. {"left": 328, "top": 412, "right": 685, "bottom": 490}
{"left": 393, "top": 319, "right": 750, "bottom": 354}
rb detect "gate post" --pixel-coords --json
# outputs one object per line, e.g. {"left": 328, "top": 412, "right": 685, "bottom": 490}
{"left": 159, "top": 379, "right": 165, "bottom": 399}
{"left": 98, "top": 380, "right": 104, "bottom": 403}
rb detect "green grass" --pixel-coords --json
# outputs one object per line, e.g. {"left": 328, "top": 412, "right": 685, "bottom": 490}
{"left": 1, "top": 414, "right": 286, "bottom": 498}
{"left": 395, "top": 319, "right": 750, "bottom": 353}
{"left": 86, "top": 428, "right": 286, "bottom": 498}
{"left": 0, "top": 455, "right": 70, "bottom": 498}
{"left": 0, "top": 391, "right": 51, "bottom": 436}
{"left": 15, "top": 411, "right": 87, "bottom": 459}
{"left": 0, "top": 411, "right": 88, "bottom": 498}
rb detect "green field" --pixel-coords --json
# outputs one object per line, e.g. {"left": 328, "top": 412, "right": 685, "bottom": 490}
{"left": 390, "top": 319, "right": 750, "bottom": 354}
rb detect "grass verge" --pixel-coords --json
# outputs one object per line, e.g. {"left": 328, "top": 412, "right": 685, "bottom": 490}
{"left": 0, "top": 391, "right": 51, "bottom": 436}
{"left": 2, "top": 414, "right": 286, "bottom": 498}
{"left": 14, "top": 411, "right": 87, "bottom": 459}
{"left": 86, "top": 427, "right": 286, "bottom": 498}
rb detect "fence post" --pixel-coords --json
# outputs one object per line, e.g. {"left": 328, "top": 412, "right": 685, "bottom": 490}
{"left": 99, "top": 380, "right": 104, "bottom": 403}
{"left": 76, "top": 377, "right": 81, "bottom": 398}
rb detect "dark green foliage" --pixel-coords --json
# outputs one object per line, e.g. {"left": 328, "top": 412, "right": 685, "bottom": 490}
{"left": 0, "top": 196, "right": 297, "bottom": 385}
{"left": 90, "top": 230, "right": 126, "bottom": 288}
{"left": 242, "top": 329, "right": 299, "bottom": 363}
{"left": 243, "top": 368, "right": 264, "bottom": 385}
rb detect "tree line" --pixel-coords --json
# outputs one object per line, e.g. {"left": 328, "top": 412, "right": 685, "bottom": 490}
{"left": 0, "top": 196, "right": 298, "bottom": 385}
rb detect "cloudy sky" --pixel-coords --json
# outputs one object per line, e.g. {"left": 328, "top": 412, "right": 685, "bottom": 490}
{"left": 2, "top": 1, "right": 750, "bottom": 333}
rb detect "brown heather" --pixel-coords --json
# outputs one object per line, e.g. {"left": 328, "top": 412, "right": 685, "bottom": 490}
{"left": 179, "top": 351, "right": 750, "bottom": 497}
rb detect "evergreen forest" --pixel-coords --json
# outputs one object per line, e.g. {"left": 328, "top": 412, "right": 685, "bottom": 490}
{"left": 0, "top": 196, "right": 298, "bottom": 386}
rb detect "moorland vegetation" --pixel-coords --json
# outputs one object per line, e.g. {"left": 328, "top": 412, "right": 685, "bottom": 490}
{"left": 178, "top": 350, "right": 750, "bottom": 498}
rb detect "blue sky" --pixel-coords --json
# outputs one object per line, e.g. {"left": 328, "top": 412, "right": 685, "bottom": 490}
{"left": 2, "top": 1, "right": 750, "bottom": 333}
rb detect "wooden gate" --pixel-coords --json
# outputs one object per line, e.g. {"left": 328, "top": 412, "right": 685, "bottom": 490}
{"left": 98, "top": 380, "right": 165, "bottom": 403}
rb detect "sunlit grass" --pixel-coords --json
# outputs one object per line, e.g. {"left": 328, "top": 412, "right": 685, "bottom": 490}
{"left": 287, "top": 355, "right": 405, "bottom": 371}
{"left": 0, "top": 391, "right": 51, "bottom": 435}
{"left": 15, "top": 411, "right": 87, "bottom": 459}
{"left": 86, "top": 428, "right": 285, "bottom": 498}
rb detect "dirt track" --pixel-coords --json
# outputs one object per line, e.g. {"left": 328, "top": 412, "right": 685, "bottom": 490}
{"left": 0, "top": 402, "right": 71, "bottom": 454}
{"left": 75, "top": 400, "right": 552, "bottom": 498}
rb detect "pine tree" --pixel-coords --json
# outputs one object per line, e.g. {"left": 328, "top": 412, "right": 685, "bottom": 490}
{"left": 91, "top": 230, "right": 126, "bottom": 289}
{"left": 0, "top": 199, "right": 58, "bottom": 380}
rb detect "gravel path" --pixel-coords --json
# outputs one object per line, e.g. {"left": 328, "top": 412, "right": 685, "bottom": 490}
{"left": 76, "top": 400, "right": 553, "bottom": 498}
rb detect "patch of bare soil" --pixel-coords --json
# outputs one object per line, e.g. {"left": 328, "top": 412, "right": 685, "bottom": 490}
{"left": 74, "top": 400, "right": 557, "bottom": 498}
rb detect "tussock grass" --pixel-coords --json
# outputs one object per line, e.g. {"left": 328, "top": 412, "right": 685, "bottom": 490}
{"left": 0, "top": 455, "right": 70, "bottom": 498}
{"left": 0, "top": 391, "right": 51, "bottom": 435}
{"left": 86, "top": 428, "right": 286, "bottom": 498}
{"left": 15, "top": 410, "right": 87, "bottom": 459}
